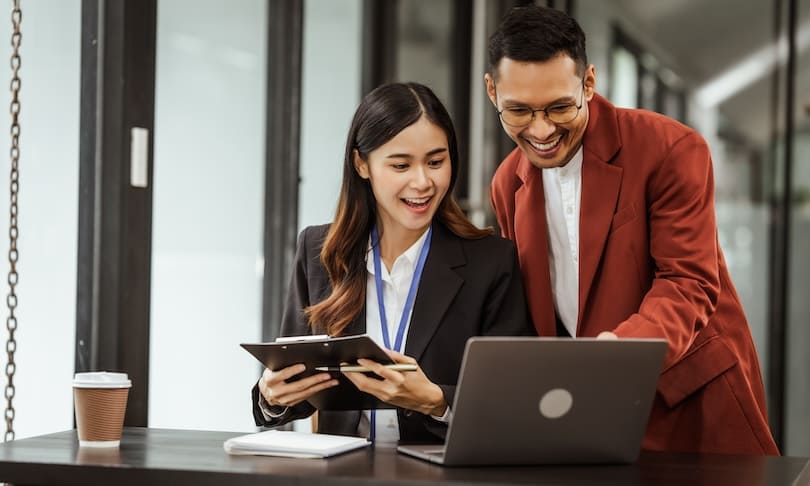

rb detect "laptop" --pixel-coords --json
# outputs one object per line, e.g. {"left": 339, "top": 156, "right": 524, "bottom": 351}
{"left": 397, "top": 337, "right": 667, "bottom": 466}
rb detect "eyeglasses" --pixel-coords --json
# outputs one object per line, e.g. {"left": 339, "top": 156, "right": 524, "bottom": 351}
{"left": 496, "top": 79, "right": 585, "bottom": 127}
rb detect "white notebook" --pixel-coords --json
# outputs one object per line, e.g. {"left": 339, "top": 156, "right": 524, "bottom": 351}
{"left": 223, "top": 430, "right": 370, "bottom": 459}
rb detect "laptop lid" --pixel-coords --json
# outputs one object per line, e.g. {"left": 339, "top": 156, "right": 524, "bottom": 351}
{"left": 398, "top": 337, "right": 666, "bottom": 466}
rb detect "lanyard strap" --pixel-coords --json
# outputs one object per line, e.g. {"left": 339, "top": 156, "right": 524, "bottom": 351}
{"left": 369, "top": 225, "right": 432, "bottom": 444}
{"left": 371, "top": 225, "right": 432, "bottom": 353}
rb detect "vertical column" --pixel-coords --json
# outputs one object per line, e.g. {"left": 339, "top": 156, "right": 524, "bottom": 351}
{"left": 76, "top": 0, "right": 157, "bottom": 426}
{"left": 262, "top": 0, "right": 304, "bottom": 341}
{"left": 361, "top": 0, "right": 397, "bottom": 96}
{"left": 766, "top": 0, "right": 798, "bottom": 451}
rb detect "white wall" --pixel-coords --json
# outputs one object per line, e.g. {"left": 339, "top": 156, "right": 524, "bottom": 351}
{"left": 0, "top": 0, "right": 80, "bottom": 439}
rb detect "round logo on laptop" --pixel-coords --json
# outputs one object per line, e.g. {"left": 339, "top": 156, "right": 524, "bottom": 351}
{"left": 538, "top": 388, "right": 573, "bottom": 419}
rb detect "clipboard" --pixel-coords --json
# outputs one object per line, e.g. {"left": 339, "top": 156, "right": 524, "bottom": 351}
{"left": 241, "top": 334, "right": 395, "bottom": 410}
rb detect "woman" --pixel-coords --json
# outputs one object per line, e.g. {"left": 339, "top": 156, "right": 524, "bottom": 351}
{"left": 252, "top": 82, "right": 531, "bottom": 444}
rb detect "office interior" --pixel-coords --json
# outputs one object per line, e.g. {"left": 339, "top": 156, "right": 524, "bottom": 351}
{"left": 0, "top": 0, "right": 808, "bottom": 458}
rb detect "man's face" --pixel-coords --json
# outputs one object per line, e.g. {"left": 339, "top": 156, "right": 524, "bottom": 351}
{"left": 485, "top": 55, "right": 595, "bottom": 170}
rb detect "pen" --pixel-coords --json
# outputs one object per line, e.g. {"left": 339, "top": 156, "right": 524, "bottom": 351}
{"left": 315, "top": 364, "right": 418, "bottom": 372}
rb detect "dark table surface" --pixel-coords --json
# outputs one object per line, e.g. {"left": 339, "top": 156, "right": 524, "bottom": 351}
{"left": 0, "top": 427, "right": 807, "bottom": 486}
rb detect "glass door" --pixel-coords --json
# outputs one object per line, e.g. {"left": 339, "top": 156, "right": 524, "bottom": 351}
{"left": 149, "top": 0, "right": 267, "bottom": 432}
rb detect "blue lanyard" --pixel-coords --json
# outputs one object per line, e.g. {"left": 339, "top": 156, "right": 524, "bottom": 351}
{"left": 369, "top": 224, "right": 432, "bottom": 443}
{"left": 371, "top": 225, "right": 432, "bottom": 353}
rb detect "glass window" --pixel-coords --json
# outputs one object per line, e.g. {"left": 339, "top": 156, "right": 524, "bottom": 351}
{"left": 294, "top": 0, "right": 363, "bottom": 432}
{"left": 299, "top": 0, "right": 362, "bottom": 230}
{"left": 638, "top": 54, "right": 659, "bottom": 111}
{"left": 610, "top": 46, "right": 638, "bottom": 109}
{"left": 149, "top": 0, "right": 267, "bottom": 432}
{"left": 786, "top": 0, "right": 810, "bottom": 455}
{"left": 395, "top": 0, "right": 454, "bottom": 111}
{"left": 0, "top": 0, "right": 80, "bottom": 439}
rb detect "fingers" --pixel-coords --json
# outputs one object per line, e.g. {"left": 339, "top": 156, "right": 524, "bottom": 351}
{"left": 596, "top": 331, "right": 618, "bottom": 340}
{"left": 275, "top": 363, "right": 307, "bottom": 382}
{"left": 274, "top": 375, "right": 338, "bottom": 407}
{"left": 344, "top": 358, "right": 414, "bottom": 402}
{"left": 344, "top": 359, "right": 440, "bottom": 414}
{"left": 384, "top": 349, "right": 417, "bottom": 364}
{"left": 357, "top": 358, "right": 406, "bottom": 383}
{"left": 259, "top": 365, "right": 338, "bottom": 407}
{"left": 259, "top": 365, "right": 303, "bottom": 401}
{"left": 342, "top": 368, "right": 376, "bottom": 391}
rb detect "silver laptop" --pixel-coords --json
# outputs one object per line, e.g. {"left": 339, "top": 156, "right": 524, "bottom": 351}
{"left": 397, "top": 337, "right": 666, "bottom": 466}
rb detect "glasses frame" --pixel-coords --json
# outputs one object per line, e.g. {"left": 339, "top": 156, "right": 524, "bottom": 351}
{"left": 496, "top": 77, "right": 586, "bottom": 127}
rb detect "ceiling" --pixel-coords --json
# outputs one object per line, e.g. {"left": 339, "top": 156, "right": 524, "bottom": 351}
{"left": 605, "top": 0, "right": 810, "bottom": 144}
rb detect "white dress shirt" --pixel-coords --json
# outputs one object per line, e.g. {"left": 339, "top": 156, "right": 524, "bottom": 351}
{"left": 363, "top": 227, "right": 450, "bottom": 445}
{"left": 542, "top": 146, "right": 583, "bottom": 337}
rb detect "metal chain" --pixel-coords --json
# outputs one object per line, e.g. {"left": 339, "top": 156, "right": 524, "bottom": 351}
{"left": 5, "top": 0, "right": 21, "bottom": 443}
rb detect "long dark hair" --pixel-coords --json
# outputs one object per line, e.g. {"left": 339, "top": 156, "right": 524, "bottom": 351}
{"left": 305, "top": 82, "right": 491, "bottom": 336}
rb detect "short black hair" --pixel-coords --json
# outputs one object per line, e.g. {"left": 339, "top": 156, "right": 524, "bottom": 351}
{"left": 488, "top": 5, "right": 588, "bottom": 79}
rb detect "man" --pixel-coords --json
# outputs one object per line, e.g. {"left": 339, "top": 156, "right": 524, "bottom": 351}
{"left": 486, "top": 5, "right": 778, "bottom": 455}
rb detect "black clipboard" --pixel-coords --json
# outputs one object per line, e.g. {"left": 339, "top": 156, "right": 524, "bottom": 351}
{"left": 241, "top": 334, "right": 395, "bottom": 410}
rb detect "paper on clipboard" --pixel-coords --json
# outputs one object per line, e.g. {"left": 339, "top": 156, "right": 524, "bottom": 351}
{"left": 241, "top": 334, "right": 396, "bottom": 410}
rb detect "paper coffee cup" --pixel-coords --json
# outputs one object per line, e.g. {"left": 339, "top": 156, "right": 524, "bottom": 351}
{"left": 73, "top": 372, "right": 131, "bottom": 448}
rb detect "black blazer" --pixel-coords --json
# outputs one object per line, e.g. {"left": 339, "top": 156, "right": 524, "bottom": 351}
{"left": 252, "top": 220, "right": 532, "bottom": 442}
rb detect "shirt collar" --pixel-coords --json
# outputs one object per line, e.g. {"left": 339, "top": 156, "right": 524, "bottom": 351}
{"left": 366, "top": 226, "right": 431, "bottom": 276}
{"left": 543, "top": 145, "right": 584, "bottom": 178}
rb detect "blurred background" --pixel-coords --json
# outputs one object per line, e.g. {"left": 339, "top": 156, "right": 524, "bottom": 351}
{"left": 0, "top": 0, "right": 807, "bottom": 456}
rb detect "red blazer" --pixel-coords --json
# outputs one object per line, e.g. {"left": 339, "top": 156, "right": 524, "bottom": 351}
{"left": 491, "top": 93, "right": 778, "bottom": 455}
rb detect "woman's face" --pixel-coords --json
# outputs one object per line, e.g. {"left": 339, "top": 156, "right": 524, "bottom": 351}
{"left": 354, "top": 115, "right": 452, "bottom": 240}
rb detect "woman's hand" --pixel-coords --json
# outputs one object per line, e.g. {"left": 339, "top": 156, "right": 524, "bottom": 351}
{"left": 258, "top": 364, "right": 338, "bottom": 408}
{"left": 342, "top": 350, "right": 447, "bottom": 416}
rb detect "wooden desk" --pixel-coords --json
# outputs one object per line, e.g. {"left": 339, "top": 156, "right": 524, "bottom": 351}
{"left": 0, "top": 428, "right": 807, "bottom": 486}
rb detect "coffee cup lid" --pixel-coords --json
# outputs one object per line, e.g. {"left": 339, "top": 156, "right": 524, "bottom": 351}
{"left": 73, "top": 372, "right": 131, "bottom": 389}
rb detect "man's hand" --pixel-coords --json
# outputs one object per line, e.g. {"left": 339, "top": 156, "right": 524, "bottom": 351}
{"left": 596, "top": 331, "right": 618, "bottom": 340}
